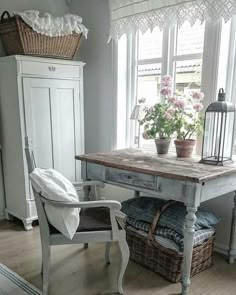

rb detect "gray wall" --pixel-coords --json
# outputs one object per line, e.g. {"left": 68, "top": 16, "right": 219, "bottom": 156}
{"left": 70, "top": 0, "right": 115, "bottom": 153}
{"left": 0, "top": 0, "right": 68, "bottom": 14}
{"left": 70, "top": 0, "right": 132, "bottom": 203}
{"left": 0, "top": 0, "right": 69, "bottom": 218}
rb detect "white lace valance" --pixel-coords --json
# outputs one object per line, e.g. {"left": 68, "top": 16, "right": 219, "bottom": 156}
{"left": 109, "top": 0, "right": 236, "bottom": 40}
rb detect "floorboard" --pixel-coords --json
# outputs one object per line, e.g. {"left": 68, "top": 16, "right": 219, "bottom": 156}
{"left": 0, "top": 220, "right": 236, "bottom": 295}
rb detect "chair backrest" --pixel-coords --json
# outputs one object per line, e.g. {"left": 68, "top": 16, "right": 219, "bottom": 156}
{"left": 24, "top": 136, "right": 51, "bottom": 238}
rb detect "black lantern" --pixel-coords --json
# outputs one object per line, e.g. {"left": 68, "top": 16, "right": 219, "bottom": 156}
{"left": 200, "top": 88, "right": 236, "bottom": 166}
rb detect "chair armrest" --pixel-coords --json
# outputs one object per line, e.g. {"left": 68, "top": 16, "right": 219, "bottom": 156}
{"left": 39, "top": 194, "right": 123, "bottom": 236}
{"left": 40, "top": 196, "right": 121, "bottom": 210}
{"left": 73, "top": 181, "right": 105, "bottom": 189}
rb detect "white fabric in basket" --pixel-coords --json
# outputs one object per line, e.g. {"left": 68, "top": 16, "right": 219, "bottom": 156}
{"left": 14, "top": 10, "right": 88, "bottom": 38}
{"left": 30, "top": 168, "right": 80, "bottom": 240}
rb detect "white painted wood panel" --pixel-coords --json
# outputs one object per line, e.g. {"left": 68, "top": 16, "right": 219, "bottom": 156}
{"left": 52, "top": 81, "right": 81, "bottom": 181}
{"left": 23, "top": 78, "right": 54, "bottom": 169}
{"left": 87, "top": 163, "right": 105, "bottom": 181}
{"left": 21, "top": 60, "right": 81, "bottom": 79}
{"left": 24, "top": 78, "right": 83, "bottom": 182}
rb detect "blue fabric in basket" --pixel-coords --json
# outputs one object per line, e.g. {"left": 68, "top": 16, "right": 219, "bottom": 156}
{"left": 121, "top": 197, "right": 220, "bottom": 236}
{"left": 126, "top": 217, "right": 215, "bottom": 250}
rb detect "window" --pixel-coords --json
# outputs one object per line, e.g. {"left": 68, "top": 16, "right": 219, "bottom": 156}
{"left": 116, "top": 19, "right": 231, "bottom": 152}
{"left": 171, "top": 21, "right": 205, "bottom": 94}
{"left": 136, "top": 21, "right": 205, "bottom": 150}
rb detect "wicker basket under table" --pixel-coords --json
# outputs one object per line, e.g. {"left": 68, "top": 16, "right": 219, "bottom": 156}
{"left": 0, "top": 11, "right": 82, "bottom": 59}
{"left": 126, "top": 227, "right": 215, "bottom": 283}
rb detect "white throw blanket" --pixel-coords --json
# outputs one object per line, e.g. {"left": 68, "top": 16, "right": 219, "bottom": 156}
{"left": 14, "top": 10, "right": 88, "bottom": 38}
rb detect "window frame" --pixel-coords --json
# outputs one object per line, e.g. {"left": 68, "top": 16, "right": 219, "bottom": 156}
{"left": 114, "top": 20, "right": 226, "bottom": 153}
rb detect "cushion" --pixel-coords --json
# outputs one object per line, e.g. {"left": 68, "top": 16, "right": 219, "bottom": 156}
{"left": 49, "top": 207, "right": 113, "bottom": 234}
{"left": 121, "top": 197, "right": 220, "bottom": 236}
{"left": 30, "top": 168, "right": 80, "bottom": 240}
{"left": 126, "top": 217, "right": 215, "bottom": 250}
{"left": 121, "top": 197, "right": 166, "bottom": 223}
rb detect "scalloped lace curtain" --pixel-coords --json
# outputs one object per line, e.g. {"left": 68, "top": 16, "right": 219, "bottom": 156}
{"left": 109, "top": 0, "right": 236, "bottom": 40}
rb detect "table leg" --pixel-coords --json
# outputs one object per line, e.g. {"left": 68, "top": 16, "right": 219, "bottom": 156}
{"left": 83, "top": 185, "right": 91, "bottom": 201}
{"left": 83, "top": 183, "right": 91, "bottom": 249}
{"left": 182, "top": 207, "right": 197, "bottom": 295}
{"left": 134, "top": 191, "right": 140, "bottom": 198}
{"left": 229, "top": 192, "right": 236, "bottom": 264}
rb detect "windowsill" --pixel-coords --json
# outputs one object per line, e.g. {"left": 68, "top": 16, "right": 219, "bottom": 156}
{"left": 129, "top": 143, "right": 201, "bottom": 160}
{"left": 129, "top": 144, "right": 236, "bottom": 165}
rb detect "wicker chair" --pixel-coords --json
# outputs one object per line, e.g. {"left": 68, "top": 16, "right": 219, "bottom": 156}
{"left": 24, "top": 137, "right": 129, "bottom": 295}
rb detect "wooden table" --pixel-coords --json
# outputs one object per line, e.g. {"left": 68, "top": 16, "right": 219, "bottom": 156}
{"left": 76, "top": 148, "right": 236, "bottom": 295}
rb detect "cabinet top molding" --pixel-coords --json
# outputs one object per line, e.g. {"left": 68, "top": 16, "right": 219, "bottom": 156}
{"left": 0, "top": 55, "right": 85, "bottom": 66}
{"left": 76, "top": 148, "right": 236, "bottom": 183}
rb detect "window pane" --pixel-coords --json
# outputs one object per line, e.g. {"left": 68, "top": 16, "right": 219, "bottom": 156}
{"left": 174, "top": 60, "right": 202, "bottom": 94}
{"left": 138, "top": 28, "right": 163, "bottom": 60}
{"left": 177, "top": 21, "right": 205, "bottom": 55}
{"left": 137, "top": 64, "right": 162, "bottom": 107}
{"left": 137, "top": 63, "right": 162, "bottom": 149}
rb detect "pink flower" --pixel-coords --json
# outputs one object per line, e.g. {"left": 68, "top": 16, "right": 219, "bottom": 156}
{"left": 167, "top": 109, "right": 176, "bottom": 116}
{"left": 192, "top": 91, "right": 204, "bottom": 100}
{"left": 164, "top": 109, "right": 175, "bottom": 120}
{"left": 161, "top": 75, "right": 172, "bottom": 87}
{"left": 167, "top": 96, "right": 176, "bottom": 103}
{"left": 138, "top": 97, "right": 146, "bottom": 104}
{"left": 143, "top": 131, "right": 150, "bottom": 140}
{"left": 174, "top": 99, "right": 186, "bottom": 109}
{"left": 164, "top": 111, "right": 173, "bottom": 120}
{"left": 161, "top": 86, "right": 172, "bottom": 96}
{"left": 193, "top": 103, "right": 203, "bottom": 111}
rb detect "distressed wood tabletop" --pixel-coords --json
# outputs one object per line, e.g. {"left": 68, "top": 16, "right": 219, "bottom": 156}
{"left": 76, "top": 148, "right": 236, "bottom": 183}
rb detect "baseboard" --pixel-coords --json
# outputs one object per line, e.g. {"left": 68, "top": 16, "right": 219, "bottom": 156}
{"left": 214, "top": 242, "right": 229, "bottom": 256}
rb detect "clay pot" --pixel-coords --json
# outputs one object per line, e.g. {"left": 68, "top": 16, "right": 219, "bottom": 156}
{"left": 155, "top": 138, "right": 171, "bottom": 154}
{"left": 174, "top": 139, "right": 196, "bottom": 158}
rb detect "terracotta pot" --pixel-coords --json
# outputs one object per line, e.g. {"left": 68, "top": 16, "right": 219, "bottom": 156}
{"left": 155, "top": 138, "right": 171, "bottom": 154}
{"left": 174, "top": 139, "right": 196, "bottom": 158}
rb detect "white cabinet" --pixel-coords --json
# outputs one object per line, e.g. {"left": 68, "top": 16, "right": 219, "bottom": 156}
{"left": 0, "top": 55, "right": 85, "bottom": 230}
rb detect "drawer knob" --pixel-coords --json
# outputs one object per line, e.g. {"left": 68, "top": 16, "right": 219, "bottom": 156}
{"left": 122, "top": 174, "right": 134, "bottom": 181}
{"left": 48, "top": 66, "right": 56, "bottom": 72}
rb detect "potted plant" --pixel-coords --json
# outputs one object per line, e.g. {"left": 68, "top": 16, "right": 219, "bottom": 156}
{"left": 140, "top": 75, "right": 176, "bottom": 154}
{"left": 169, "top": 91, "right": 204, "bottom": 158}
{"left": 140, "top": 102, "right": 175, "bottom": 154}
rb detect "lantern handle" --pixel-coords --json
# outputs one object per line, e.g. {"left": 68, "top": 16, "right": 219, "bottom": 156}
{"left": 218, "top": 88, "right": 226, "bottom": 101}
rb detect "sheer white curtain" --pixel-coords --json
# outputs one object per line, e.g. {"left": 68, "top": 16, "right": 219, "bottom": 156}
{"left": 109, "top": 0, "right": 236, "bottom": 40}
{"left": 225, "top": 17, "right": 236, "bottom": 101}
{"left": 224, "top": 17, "right": 236, "bottom": 152}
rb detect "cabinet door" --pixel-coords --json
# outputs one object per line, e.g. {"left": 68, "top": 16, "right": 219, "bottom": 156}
{"left": 51, "top": 80, "right": 83, "bottom": 181}
{"left": 23, "top": 77, "right": 83, "bottom": 182}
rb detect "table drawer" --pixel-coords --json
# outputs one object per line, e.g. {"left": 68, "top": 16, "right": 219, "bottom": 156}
{"left": 21, "top": 60, "right": 81, "bottom": 79}
{"left": 156, "top": 177, "right": 186, "bottom": 202}
{"left": 105, "top": 167, "right": 155, "bottom": 189}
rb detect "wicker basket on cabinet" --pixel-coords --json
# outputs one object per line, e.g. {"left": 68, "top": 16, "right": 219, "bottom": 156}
{"left": 0, "top": 11, "right": 82, "bottom": 59}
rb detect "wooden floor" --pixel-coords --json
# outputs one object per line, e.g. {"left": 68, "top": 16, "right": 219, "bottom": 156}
{"left": 0, "top": 220, "right": 236, "bottom": 295}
